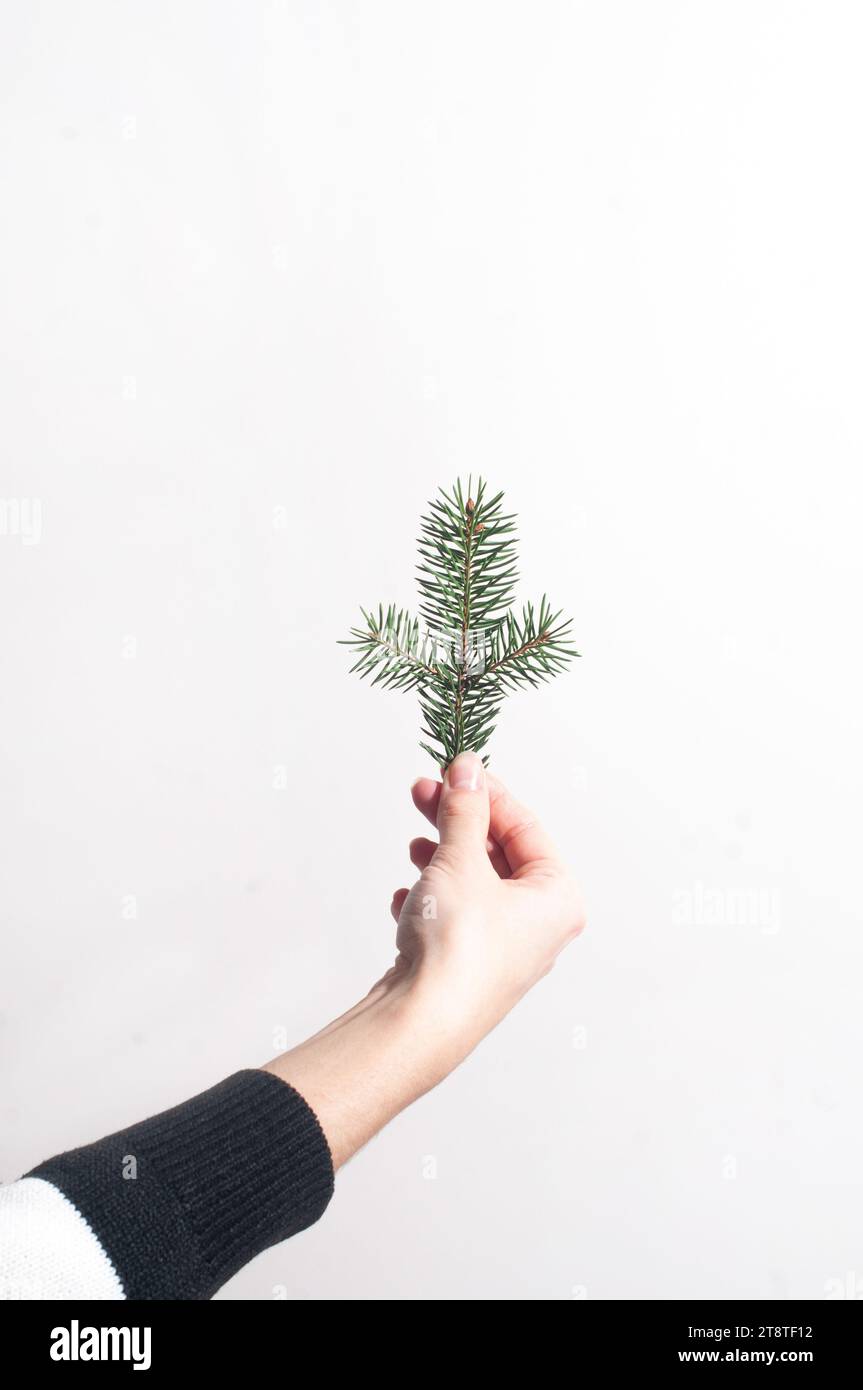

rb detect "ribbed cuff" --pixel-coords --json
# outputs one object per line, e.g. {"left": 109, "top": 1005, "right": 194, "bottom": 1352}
{"left": 28, "top": 1069, "right": 334, "bottom": 1300}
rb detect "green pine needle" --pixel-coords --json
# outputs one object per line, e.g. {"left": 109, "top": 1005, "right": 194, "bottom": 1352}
{"left": 340, "top": 477, "right": 580, "bottom": 767}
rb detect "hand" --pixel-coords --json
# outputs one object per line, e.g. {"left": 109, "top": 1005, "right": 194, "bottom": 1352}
{"left": 264, "top": 753, "right": 585, "bottom": 1168}
{"left": 388, "top": 752, "right": 586, "bottom": 1071}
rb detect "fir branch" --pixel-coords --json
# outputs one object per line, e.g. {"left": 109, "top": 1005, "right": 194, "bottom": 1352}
{"left": 485, "top": 597, "right": 580, "bottom": 690}
{"left": 342, "top": 479, "right": 579, "bottom": 767}
{"left": 339, "top": 605, "right": 438, "bottom": 691}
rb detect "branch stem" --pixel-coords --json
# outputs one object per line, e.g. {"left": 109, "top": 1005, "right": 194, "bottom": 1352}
{"left": 486, "top": 631, "right": 548, "bottom": 674}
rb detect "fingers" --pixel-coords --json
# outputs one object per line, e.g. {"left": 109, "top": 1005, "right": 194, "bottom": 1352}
{"left": 485, "top": 771, "right": 561, "bottom": 875}
{"left": 433, "top": 752, "right": 491, "bottom": 862}
{"left": 411, "top": 830, "right": 509, "bottom": 879}
{"left": 390, "top": 887, "right": 409, "bottom": 922}
{"left": 409, "top": 836, "right": 437, "bottom": 871}
{"left": 411, "top": 776, "right": 441, "bottom": 822}
{"left": 411, "top": 768, "right": 561, "bottom": 877}
{"left": 412, "top": 777, "right": 505, "bottom": 867}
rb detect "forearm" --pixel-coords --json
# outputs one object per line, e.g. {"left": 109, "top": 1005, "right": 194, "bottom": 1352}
{"left": 263, "top": 967, "right": 469, "bottom": 1169}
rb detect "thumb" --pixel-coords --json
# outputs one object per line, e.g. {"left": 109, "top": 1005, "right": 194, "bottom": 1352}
{"left": 435, "top": 752, "right": 490, "bottom": 861}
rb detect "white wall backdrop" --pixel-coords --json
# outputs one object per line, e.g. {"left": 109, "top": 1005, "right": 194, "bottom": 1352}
{"left": 2, "top": 1, "right": 862, "bottom": 1300}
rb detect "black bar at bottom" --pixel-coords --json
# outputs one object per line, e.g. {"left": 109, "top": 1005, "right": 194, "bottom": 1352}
{"left": 1, "top": 1298, "right": 858, "bottom": 1375}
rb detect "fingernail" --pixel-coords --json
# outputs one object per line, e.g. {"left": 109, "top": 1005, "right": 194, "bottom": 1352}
{"left": 447, "top": 751, "right": 484, "bottom": 790}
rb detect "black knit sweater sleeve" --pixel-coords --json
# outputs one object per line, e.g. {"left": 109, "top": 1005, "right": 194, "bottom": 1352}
{"left": 25, "top": 1069, "right": 334, "bottom": 1300}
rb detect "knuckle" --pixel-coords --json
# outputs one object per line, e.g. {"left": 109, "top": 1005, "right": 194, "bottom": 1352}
{"left": 428, "top": 842, "right": 470, "bottom": 876}
{"left": 497, "top": 816, "right": 537, "bottom": 852}
{"left": 440, "top": 794, "right": 480, "bottom": 823}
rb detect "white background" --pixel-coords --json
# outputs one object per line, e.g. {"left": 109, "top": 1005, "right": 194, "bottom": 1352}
{"left": 1, "top": 1, "right": 861, "bottom": 1300}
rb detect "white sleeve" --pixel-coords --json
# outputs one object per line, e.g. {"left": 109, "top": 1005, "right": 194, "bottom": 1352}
{"left": 0, "top": 1177, "right": 125, "bottom": 1300}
